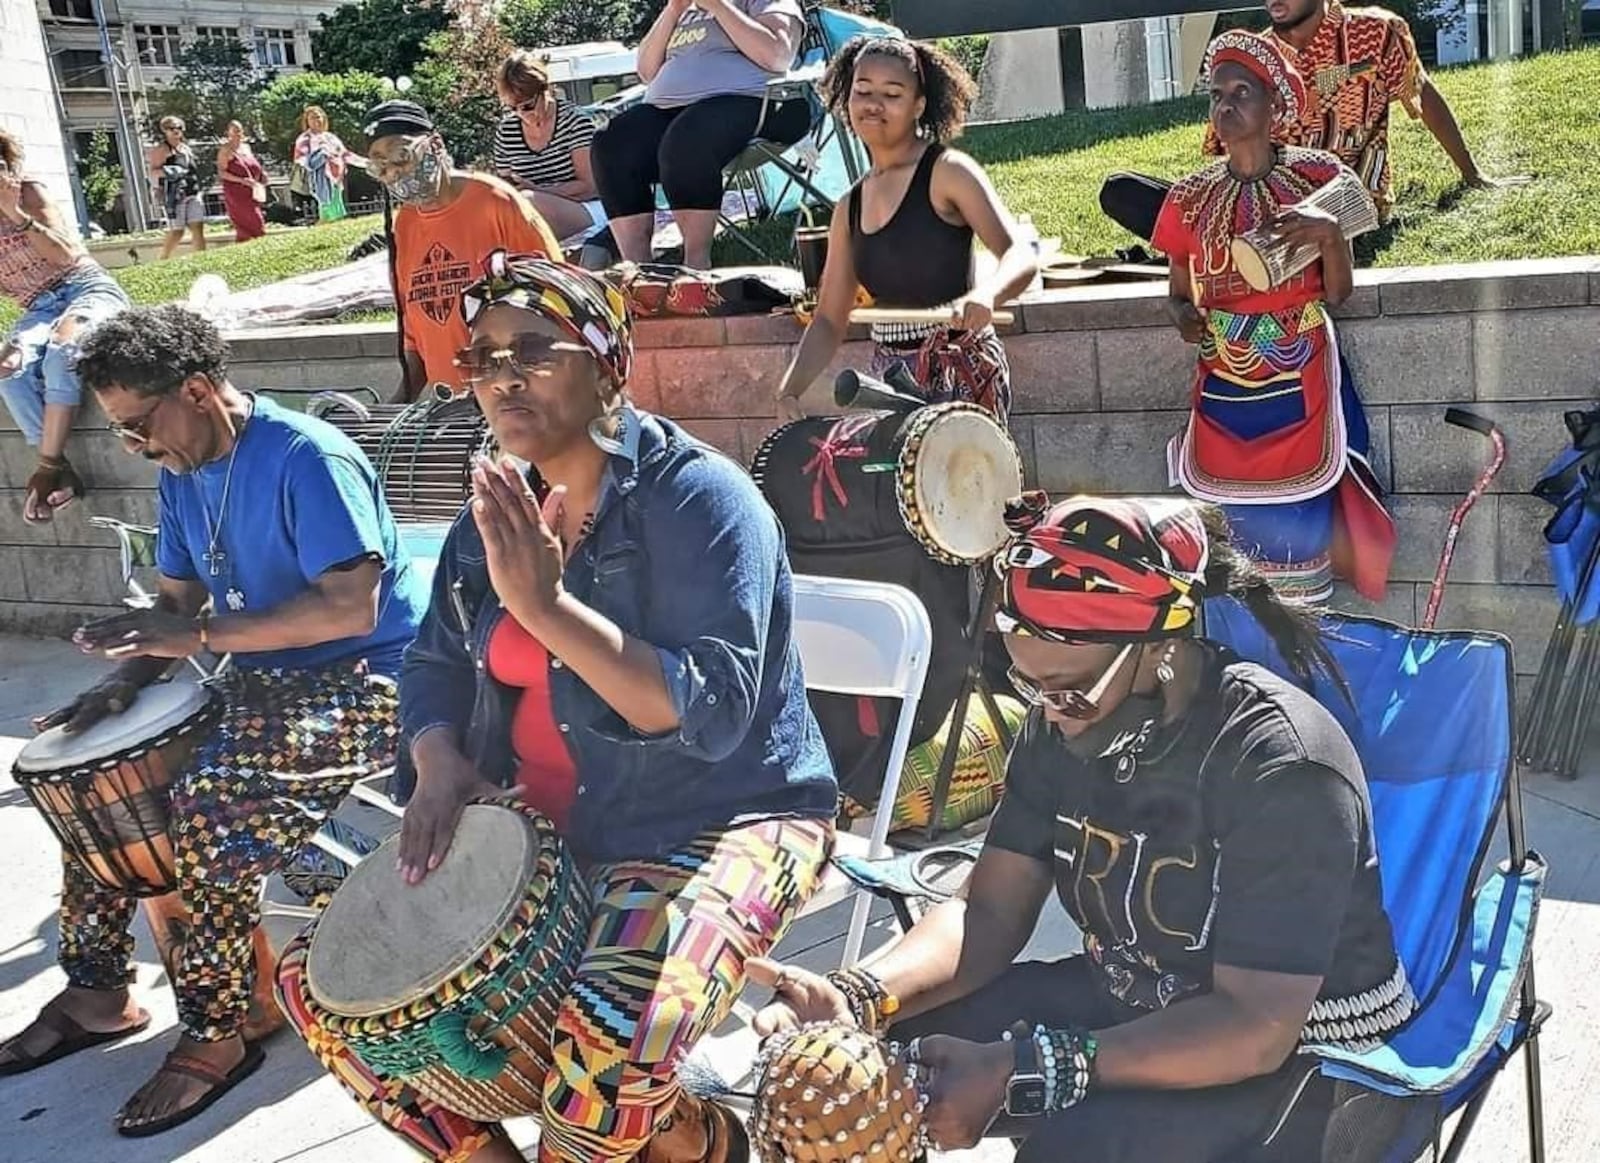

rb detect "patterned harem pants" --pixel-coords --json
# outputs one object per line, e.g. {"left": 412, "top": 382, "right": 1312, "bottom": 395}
{"left": 275, "top": 816, "right": 834, "bottom": 1163}
{"left": 57, "top": 663, "right": 400, "bottom": 1041}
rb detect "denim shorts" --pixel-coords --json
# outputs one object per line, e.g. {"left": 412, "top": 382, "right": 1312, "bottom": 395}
{"left": 1, "top": 264, "right": 129, "bottom": 444}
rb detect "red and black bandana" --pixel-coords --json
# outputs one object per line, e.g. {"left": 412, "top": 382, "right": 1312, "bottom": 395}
{"left": 993, "top": 492, "right": 1210, "bottom": 643}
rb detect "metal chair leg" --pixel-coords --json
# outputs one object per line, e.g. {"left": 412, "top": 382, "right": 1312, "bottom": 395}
{"left": 1522, "top": 1035, "right": 1548, "bottom": 1163}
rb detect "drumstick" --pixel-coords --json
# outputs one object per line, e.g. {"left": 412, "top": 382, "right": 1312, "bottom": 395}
{"left": 849, "top": 307, "right": 1016, "bottom": 326}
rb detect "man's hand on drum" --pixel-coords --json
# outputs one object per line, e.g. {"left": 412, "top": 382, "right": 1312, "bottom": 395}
{"left": 33, "top": 675, "right": 143, "bottom": 735}
{"left": 1268, "top": 204, "right": 1344, "bottom": 253}
{"left": 746, "top": 958, "right": 855, "bottom": 1038}
{"left": 399, "top": 731, "right": 522, "bottom": 884}
{"left": 470, "top": 456, "right": 566, "bottom": 632}
{"left": 73, "top": 607, "right": 200, "bottom": 660}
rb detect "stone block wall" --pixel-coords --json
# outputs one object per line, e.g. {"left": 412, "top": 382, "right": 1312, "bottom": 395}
{"left": 3, "top": 260, "right": 1597, "bottom": 682}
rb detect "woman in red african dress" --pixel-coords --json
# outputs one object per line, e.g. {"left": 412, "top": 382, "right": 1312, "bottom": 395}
{"left": 1153, "top": 30, "right": 1393, "bottom": 602}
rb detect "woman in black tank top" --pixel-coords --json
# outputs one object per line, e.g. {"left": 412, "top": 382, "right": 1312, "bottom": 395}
{"left": 775, "top": 38, "right": 1038, "bottom": 422}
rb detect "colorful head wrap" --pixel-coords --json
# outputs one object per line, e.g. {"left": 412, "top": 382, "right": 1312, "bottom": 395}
{"left": 1203, "top": 30, "right": 1307, "bottom": 124}
{"left": 993, "top": 493, "right": 1210, "bottom": 644}
{"left": 459, "top": 249, "right": 634, "bottom": 390}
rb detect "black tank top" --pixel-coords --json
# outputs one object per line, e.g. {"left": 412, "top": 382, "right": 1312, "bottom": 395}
{"left": 848, "top": 145, "right": 973, "bottom": 309}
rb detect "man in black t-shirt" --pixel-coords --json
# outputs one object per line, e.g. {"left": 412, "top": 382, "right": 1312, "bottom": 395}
{"left": 752, "top": 494, "right": 1415, "bottom": 1163}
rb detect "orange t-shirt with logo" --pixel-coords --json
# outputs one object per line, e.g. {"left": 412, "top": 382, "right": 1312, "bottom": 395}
{"left": 393, "top": 173, "right": 562, "bottom": 395}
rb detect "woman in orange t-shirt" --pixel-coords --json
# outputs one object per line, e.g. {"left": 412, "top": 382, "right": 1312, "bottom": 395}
{"left": 363, "top": 99, "right": 563, "bottom": 402}
{"left": 1153, "top": 31, "right": 1392, "bottom": 604}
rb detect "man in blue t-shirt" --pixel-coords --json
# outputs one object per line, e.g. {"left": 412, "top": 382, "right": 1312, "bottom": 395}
{"left": 0, "top": 305, "right": 427, "bottom": 1136}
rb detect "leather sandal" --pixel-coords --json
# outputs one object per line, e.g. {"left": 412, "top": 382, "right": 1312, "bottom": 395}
{"left": 0, "top": 1000, "right": 152, "bottom": 1077}
{"left": 638, "top": 1091, "right": 750, "bottom": 1163}
{"left": 114, "top": 1041, "right": 266, "bottom": 1138}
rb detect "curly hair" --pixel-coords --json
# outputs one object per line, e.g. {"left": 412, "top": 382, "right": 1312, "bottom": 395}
{"left": 0, "top": 129, "right": 21, "bottom": 172}
{"left": 821, "top": 36, "right": 978, "bottom": 144}
{"left": 76, "top": 305, "right": 230, "bottom": 398}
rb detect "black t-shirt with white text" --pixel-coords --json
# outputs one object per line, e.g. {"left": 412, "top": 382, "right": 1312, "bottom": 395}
{"left": 988, "top": 645, "right": 1414, "bottom": 1045}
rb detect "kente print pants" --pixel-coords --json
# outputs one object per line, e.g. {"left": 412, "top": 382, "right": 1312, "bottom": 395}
{"left": 275, "top": 816, "right": 834, "bottom": 1163}
{"left": 57, "top": 663, "right": 400, "bottom": 1041}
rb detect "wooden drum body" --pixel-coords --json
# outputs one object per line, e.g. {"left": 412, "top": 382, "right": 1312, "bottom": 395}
{"left": 304, "top": 803, "right": 593, "bottom": 1121}
{"left": 1230, "top": 169, "right": 1381, "bottom": 293}
{"left": 12, "top": 680, "right": 219, "bottom": 896}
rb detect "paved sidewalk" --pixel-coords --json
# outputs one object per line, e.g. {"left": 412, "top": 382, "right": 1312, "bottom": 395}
{"left": 1, "top": 634, "right": 1597, "bottom": 1162}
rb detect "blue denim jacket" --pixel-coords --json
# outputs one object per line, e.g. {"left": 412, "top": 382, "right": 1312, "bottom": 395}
{"left": 396, "top": 405, "right": 838, "bottom": 864}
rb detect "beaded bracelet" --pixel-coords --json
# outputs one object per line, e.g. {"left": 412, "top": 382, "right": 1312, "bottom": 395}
{"left": 1039, "top": 1025, "right": 1098, "bottom": 1113}
{"left": 825, "top": 967, "right": 900, "bottom": 1033}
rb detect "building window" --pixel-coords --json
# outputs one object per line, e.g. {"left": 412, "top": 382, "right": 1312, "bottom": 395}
{"left": 196, "top": 26, "right": 241, "bottom": 44}
{"left": 252, "top": 27, "right": 299, "bottom": 68}
{"left": 134, "top": 23, "right": 183, "bottom": 67}
{"left": 48, "top": 0, "right": 96, "bottom": 19}
{"left": 55, "top": 48, "right": 109, "bottom": 88}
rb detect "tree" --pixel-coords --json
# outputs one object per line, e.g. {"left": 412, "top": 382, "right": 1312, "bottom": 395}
{"left": 499, "top": 0, "right": 654, "bottom": 49}
{"left": 77, "top": 130, "right": 122, "bottom": 219}
{"left": 310, "top": 0, "right": 447, "bottom": 80}
{"left": 148, "top": 38, "right": 272, "bottom": 141}
{"left": 258, "top": 70, "right": 393, "bottom": 161}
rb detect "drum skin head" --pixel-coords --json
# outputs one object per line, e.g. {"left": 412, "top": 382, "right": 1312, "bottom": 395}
{"left": 14, "top": 680, "right": 212, "bottom": 772}
{"left": 307, "top": 804, "right": 537, "bottom": 1017}
{"left": 905, "top": 408, "right": 1023, "bottom": 562}
{"left": 1229, "top": 237, "right": 1273, "bottom": 293}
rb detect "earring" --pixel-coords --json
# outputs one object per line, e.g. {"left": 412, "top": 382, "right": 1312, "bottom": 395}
{"left": 914, "top": 121, "right": 926, "bottom": 140}
{"left": 1155, "top": 644, "right": 1176, "bottom": 686}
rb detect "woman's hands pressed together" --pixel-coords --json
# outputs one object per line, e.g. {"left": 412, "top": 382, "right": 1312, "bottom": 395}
{"left": 471, "top": 456, "right": 569, "bottom": 633}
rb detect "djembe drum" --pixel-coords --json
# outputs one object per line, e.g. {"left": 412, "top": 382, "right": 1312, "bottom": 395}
{"left": 13, "top": 678, "right": 281, "bottom": 1036}
{"left": 13, "top": 679, "right": 220, "bottom": 894}
{"left": 750, "top": 1022, "right": 929, "bottom": 1163}
{"left": 311, "top": 393, "right": 493, "bottom": 523}
{"left": 302, "top": 802, "right": 592, "bottom": 1121}
{"left": 751, "top": 401, "right": 1023, "bottom": 568}
{"left": 1230, "top": 169, "right": 1380, "bottom": 293}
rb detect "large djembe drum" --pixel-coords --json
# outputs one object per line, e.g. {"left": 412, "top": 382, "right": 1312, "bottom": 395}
{"left": 302, "top": 802, "right": 593, "bottom": 1121}
{"left": 13, "top": 678, "right": 282, "bottom": 1038}
{"left": 1230, "top": 169, "right": 1380, "bottom": 293}
{"left": 310, "top": 393, "right": 493, "bottom": 523}
{"left": 13, "top": 679, "right": 220, "bottom": 894}
{"left": 750, "top": 1022, "right": 929, "bottom": 1163}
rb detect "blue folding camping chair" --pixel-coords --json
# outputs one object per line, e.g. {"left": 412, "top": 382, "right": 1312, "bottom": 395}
{"left": 839, "top": 607, "right": 1550, "bottom": 1162}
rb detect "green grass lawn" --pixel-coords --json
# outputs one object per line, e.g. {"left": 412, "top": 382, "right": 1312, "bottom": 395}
{"left": 963, "top": 43, "right": 1600, "bottom": 267}
{"left": 5, "top": 46, "right": 1596, "bottom": 336}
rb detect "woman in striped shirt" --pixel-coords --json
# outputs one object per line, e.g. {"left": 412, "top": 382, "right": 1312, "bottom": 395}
{"left": 492, "top": 52, "right": 607, "bottom": 246}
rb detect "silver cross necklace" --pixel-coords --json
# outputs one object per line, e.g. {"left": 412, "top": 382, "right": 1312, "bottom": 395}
{"left": 199, "top": 405, "right": 250, "bottom": 610}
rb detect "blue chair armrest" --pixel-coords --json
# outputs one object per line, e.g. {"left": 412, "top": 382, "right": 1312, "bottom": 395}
{"left": 1316, "top": 852, "right": 1548, "bottom": 1096}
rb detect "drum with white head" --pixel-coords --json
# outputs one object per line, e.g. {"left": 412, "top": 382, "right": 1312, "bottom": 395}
{"left": 12, "top": 679, "right": 218, "bottom": 894}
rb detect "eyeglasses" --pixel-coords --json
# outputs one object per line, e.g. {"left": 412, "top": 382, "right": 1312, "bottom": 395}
{"left": 453, "top": 336, "right": 580, "bottom": 384}
{"left": 1008, "top": 643, "right": 1135, "bottom": 720}
{"left": 106, "top": 395, "right": 169, "bottom": 444}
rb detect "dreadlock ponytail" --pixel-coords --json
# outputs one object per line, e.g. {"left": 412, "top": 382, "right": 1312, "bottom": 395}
{"left": 1198, "top": 507, "right": 1349, "bottom": 699}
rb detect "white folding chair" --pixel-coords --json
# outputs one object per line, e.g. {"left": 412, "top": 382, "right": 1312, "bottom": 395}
{"left": 789, "top": 574, "right": 932, "bottom": 967}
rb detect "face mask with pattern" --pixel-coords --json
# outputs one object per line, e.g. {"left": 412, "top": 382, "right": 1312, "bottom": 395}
{"left": 383, "top": 144, "right": 446, "bottom": 204}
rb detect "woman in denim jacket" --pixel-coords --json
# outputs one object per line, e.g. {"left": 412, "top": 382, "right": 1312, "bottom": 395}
{"left": 278, "top": 251, "right": 837, "bottom": 1163}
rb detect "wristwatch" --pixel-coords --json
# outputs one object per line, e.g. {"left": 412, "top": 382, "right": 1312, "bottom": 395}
{"left": 1003, "top": 1028, "right": 1049, "bottom": 1118}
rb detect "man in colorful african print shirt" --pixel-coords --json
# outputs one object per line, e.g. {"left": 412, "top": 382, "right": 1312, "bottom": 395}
{"left": 1101, "top": 0, "right": 1524, "bottom": 239}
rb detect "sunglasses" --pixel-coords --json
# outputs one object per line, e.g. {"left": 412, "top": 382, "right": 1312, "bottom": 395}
{"left": 504, "top": 96, "right": 547, "bottom": 115}
{"left": 106, "top": 395, "right": 170, "bottom": 444}
{"left": 1008, "top": 643, "right": 1135, "bottom": 720}
{"left": 453, "top": 336, "right": 581, "bottom": 384}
